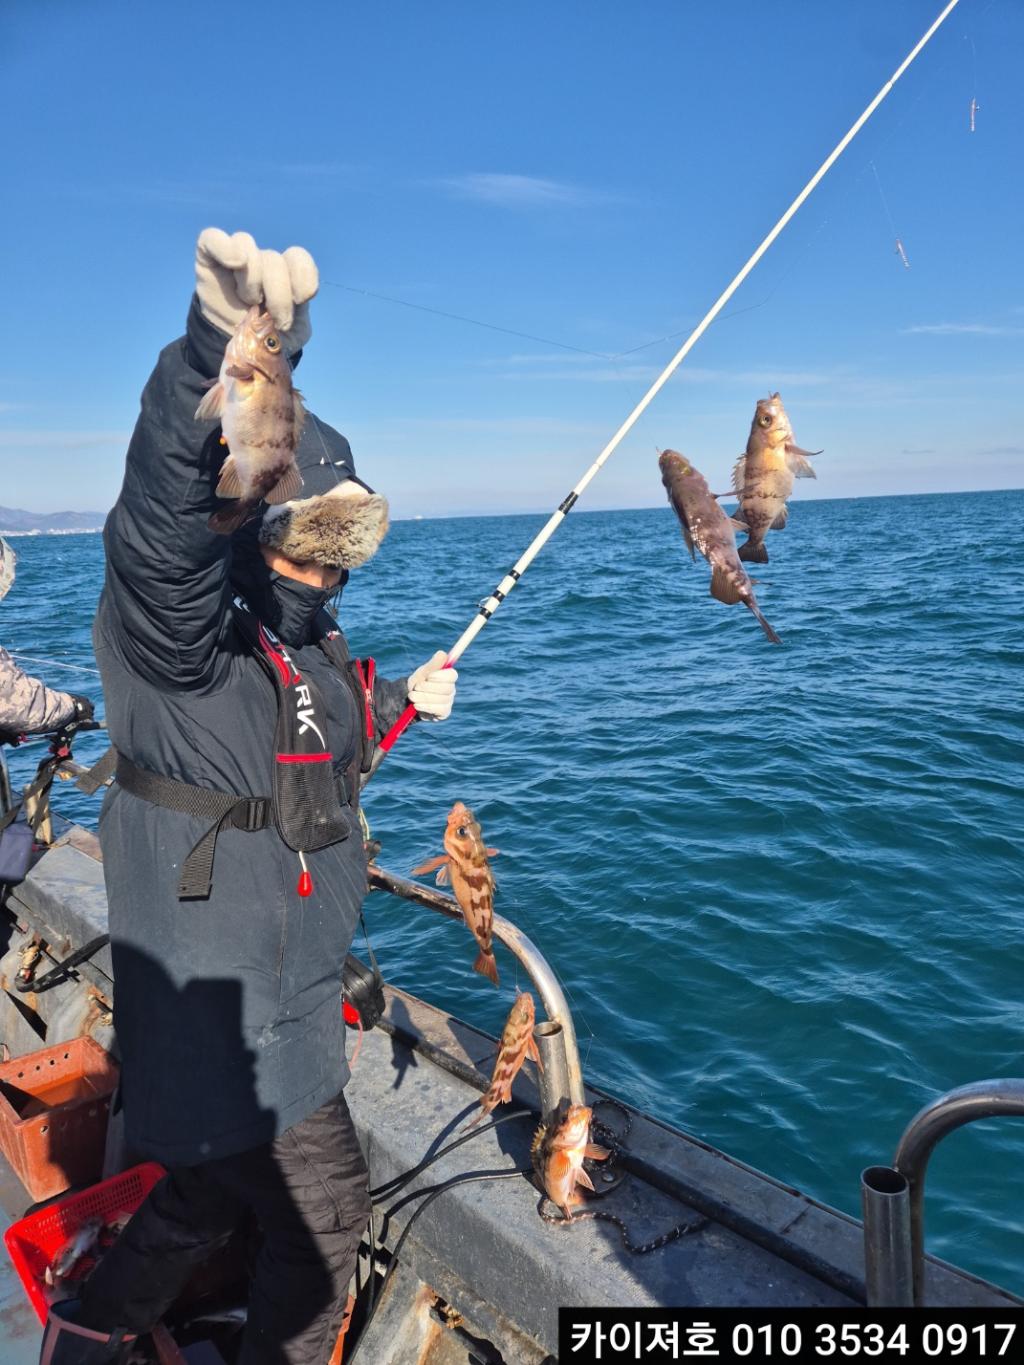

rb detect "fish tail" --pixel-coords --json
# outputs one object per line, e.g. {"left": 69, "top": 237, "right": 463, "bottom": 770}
{"left": 746, "top": 599, "right": 782, "bottom": 645}
{"left": 474, "top": 949, "right": 500, "bottom": 986}
{"left": 738, "top": 538, "right": 769, "bottom": 564}
{"left": 207, "top": 501, "right": 258, "bottom": 536}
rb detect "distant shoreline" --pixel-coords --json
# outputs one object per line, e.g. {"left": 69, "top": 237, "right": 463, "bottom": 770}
{"left": 4, "top": 485, "right": 1020, "bottom": 536}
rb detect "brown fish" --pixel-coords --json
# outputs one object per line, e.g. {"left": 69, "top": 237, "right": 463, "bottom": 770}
{"left": 659, "top": 450, "right": 781, "bottom": 644}
{"left": 196, "top": 306, "right": 305, "bottom": 534}
{"left": 466, "top": 992, "right": 543, "bottom": 1128}
{"left": 44, "top": 1218, "right": 103, "bottom": 1287}
{"left": 731, "top": 392, "right": 818, "bottom": 564}
{"left": 412, "top": 801, "right": 501, "bottom": 985}
{"left": 532, "top": 1104, "right": 610, "bottom": 1220}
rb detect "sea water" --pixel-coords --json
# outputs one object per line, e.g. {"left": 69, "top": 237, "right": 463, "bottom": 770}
{"left": 2, "top": 492, "right": 1022, "bottom": 1291}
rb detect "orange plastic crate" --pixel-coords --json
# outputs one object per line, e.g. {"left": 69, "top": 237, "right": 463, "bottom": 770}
{"left": 4, "top": 1161, "right": 165, "bottom": 1323}
{"left": 0, "top": 1036, "right": 119, "bottom": 1201}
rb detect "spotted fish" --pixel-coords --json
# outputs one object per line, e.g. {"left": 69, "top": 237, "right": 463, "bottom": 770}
{"left": 731, "top": 392, "right": 819, "bottom": 563}
{"left": 532, "top": 1104, "right": 610, "bottom": 1220}
{"left": 466, "top": 992, "right": 542, "bottom": 1127}
{"left": 660, "top": 450, "right": 781, "bottom": 644}
{"left": 412, "top": 801, "right": 501, "bottom": 985}
{"left": 196, "top": 306, "right": 305, "bottom": 534}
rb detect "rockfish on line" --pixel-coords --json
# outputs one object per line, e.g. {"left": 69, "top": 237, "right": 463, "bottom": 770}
{"left": 532, "top": 1104, "right": 610, "bottom": 1220}
{"left": 659, "top": 450, "right": 781, "bottom": 644}
{"left": 196, "top": 306, "right": 306, "bottom": 535}
{"left": 412, "top": 801, "right": 501, "bottom": 985}
{"left": 466, "top": 992, "right": 543, "bottom": 1128}
{"left": 731, "top": 392, "right": 818, "bottom": 564}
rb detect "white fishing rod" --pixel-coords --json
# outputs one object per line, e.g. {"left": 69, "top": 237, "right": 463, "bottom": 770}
{"left": 380, "top": 0, "right": 962, "bottom": 755}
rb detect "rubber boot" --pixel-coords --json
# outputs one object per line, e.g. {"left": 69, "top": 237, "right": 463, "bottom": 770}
{"left": 38, "top": 1298, "right": 137, "bottom": 1364}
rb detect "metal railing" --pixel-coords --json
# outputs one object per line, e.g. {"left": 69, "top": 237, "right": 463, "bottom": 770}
{"left": 862, "top": 1079, "right": 1024, "bottom": 1305}
{"left": 367, "top": 864, "right": 584, "bottom": 1115}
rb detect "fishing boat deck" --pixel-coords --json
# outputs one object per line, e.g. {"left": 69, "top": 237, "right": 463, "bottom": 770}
{"left": 1, "top": 825, "right": 1021, "bottom": 1360}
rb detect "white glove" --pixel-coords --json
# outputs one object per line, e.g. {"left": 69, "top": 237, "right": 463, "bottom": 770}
{"left": 195, "top": 227, "right": 319, "bottom": 353}
{"left": 407, "top": 651, "right": 457, "bottom": 722}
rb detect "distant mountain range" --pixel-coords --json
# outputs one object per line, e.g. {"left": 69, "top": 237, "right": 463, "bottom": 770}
{"left": 0, "top": 505, "right": 106, "bottom": 534}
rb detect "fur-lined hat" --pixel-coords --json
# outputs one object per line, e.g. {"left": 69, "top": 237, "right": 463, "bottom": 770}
{"left": 258, "top": 482, "right": 389, "bottom": 569}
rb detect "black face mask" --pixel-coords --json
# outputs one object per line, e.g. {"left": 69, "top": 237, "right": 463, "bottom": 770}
{"left": 257, "top": 572, "right": 336, "bottom": 647}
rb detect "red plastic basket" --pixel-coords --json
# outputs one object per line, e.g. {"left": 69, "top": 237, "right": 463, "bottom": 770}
{"left": 3, "top": 1161, "right": 165, "bottom": 1323}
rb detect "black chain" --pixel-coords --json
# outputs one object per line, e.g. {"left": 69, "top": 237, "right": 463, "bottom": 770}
{"left": 535, "top": 1097, "right": 708, "bottom": 1254}
{"left": 536, "top": 1196, "right": 709, "bottom": 1254}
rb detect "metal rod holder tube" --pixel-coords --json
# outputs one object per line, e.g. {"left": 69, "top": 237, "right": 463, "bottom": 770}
{"left": 534, "top": 1020, "right": 571, "bottom": 1127}
{"left": 861, "top": 1166, "right": 913, "bottom": 1306}
{"left": 891, "top": 1078, "right": 1024, "bottom": 1305}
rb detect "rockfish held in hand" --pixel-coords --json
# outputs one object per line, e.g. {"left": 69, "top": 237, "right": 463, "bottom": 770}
{"left": 532, "top": 1104, "right": 610, "bottom": 1220}
{"left": 196, "top": 305, "right": 305, "bottom": 534}
{"left": 732, "top": 391, "right": 819, "bottom": 564}
{"left": 466, "top": 991, "right": 542, "bottom": 1128}
{"left": 660, "top": 450, "right": 781, "bottom": 644}
{"left": 412, "top": 801, "right": 501, "bottom": 985}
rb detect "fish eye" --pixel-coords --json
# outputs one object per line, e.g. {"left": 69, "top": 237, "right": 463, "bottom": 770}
{"left": 265, "top": 335, "right": 280, "bottom": 351}
{"left": 758, "top": 414, "right": 772, "bottom": 427}
{"left": 456, "top": 826, "right": 467, "bottom": 838}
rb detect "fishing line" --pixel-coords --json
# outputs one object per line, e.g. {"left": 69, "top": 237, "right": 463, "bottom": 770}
{"left": 9, "top": 651, "right": 102, "bottom": 678}
{"left": 322, "top": 279, "right": 613, "bottom": 361}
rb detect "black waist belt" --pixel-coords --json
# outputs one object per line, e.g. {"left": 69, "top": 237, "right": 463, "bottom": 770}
{"left": 115, "top": 756, "right": 271, "bottom": 901}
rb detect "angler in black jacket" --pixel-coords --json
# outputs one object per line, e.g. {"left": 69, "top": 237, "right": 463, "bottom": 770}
{"left": 39, "top": 230, "right": 457, "bottom": 1365}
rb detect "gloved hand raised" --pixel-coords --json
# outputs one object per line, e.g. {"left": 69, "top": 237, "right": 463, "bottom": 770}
{"left": 195, "top": 228, "right": 319, "bottom": 353}
{"left": 407, "top": 652, "right": 457, "bottom": 722}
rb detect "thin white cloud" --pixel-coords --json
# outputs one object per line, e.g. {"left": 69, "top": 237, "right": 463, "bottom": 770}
{"left": 434, "top": 173, "right": 611, "bottom": 209}
{"left": 902, "top": 322, "right": 1024, "bottom": 337}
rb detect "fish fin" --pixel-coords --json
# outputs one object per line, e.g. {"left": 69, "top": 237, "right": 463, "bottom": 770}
{"left": 785, "top": 445, "right": 818, "bottom": 478}
{"left": 435, "top": 864, "right": 451, "bottom": 887}
{"left": 410, "top": 854, "right": 448, "bottom": 876}
{"left": 770, "top": 507, "right": 789, "bottom": 531}
{"left": 728, "top": 517, "right": 748, "bottom": 532}
{"left": 745, "top": 598, "right": 782, "bottom": 645}
{"left": 474, "top": 949, "right": 500, "bottom": 986}
{"left": 527, "top": 1036, "right": 544, "bottom": 1070}
{"left": 485, "top": 846, "right": 500, "bottom": 858}
{"left": 585, "top": 1143, "right": 611, "bottom": 1161}
{"left": 680, "top": 525, "right": 696, "bottom": 561}
{"left": 265, "top": 464, "right": 303, "bottom": 505}
{"left": 710, "top": 565, "right": 743, "bottom": 605}
{"left": 461, "top": 1107, "right": 487, "bottom": 1132}
{"left": 576, "top": 1167, "right": 596, "bottom": 1192}
{"left": 214, "top": 454, "right": 245, "bottom": 499}
{"left": 737, "top": 540, "right": 769, "bottom": 564}
{"left": 194, "top": 383, "right": 226, "bottom": 422}
{"left": 207, "top": 502, "right": 258, "bottom": 536}
{"left": 732, "top": 454, "right": 747, "bottom": 493}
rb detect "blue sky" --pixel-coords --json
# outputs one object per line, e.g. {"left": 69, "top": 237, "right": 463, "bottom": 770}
{"left": 2, "top": 0, "right": 1021, "bottom": 518}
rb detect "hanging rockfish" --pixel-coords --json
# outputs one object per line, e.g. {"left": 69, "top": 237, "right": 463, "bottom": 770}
{"left": 659, "top": 451, "right": 781, "bottom": 644}
{"left": 730, "top": 392, "right": 819, "bottom": 563}
{"left": 196, "top": 306, "right": 305, "bottom": 534}
{"left": 412, "top": 801, "right": 501, "bottom": 985}
{"left": 532, "top": 1104, "right": 610, "bottom": 1220}
{"left": 466, "top": 992, "right": 543, "bottom": 1128}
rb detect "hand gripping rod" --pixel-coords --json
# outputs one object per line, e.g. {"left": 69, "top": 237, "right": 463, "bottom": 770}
{"left": 379, "top": 0, "right": 962, "bottom": 757}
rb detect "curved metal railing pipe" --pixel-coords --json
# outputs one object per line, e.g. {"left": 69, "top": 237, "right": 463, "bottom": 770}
{"left": 367, "top": 863, "right": 585, "bottom": 1107}
{"left": 891, "top": 1078, "right": 1024, "bottom": 1305}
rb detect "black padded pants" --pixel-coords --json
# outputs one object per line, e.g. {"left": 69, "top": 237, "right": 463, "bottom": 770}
{"left": 80, "top": 1092, "right": 370, "bottom": 1365}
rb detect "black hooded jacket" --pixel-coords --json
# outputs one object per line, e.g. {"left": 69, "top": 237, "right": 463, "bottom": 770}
{"left": 94, "top": 297, "right": 408, "bottom": 1165}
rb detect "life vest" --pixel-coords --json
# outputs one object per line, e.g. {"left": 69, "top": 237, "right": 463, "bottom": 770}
{"left": 80, "top": 597, "right": 378, "bottom": 900}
